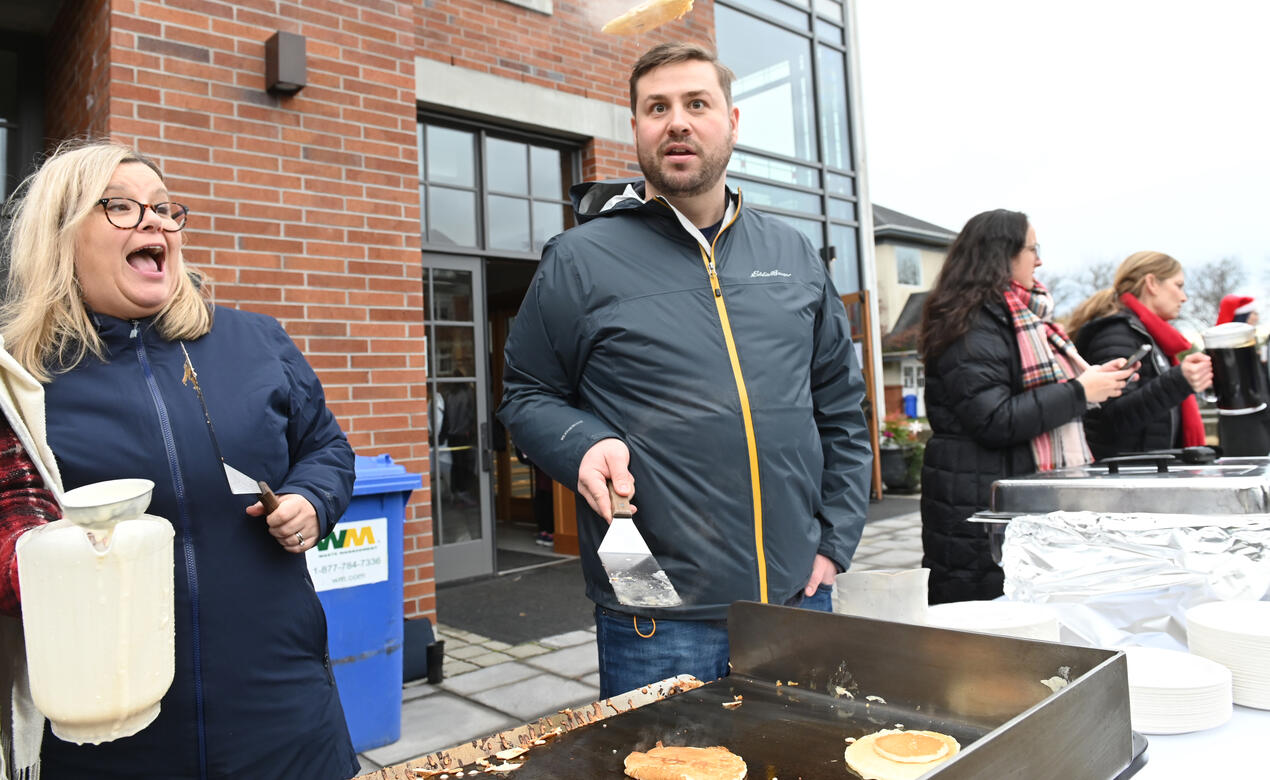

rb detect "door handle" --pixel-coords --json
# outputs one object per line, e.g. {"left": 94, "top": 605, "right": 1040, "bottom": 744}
{"left": 479, "top": 421, "right": 492, "bottom": 472}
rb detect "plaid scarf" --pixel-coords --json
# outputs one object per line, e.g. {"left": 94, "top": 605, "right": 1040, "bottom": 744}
{"left": 1003, "top": 280, "right": 1093, "bottom": 471}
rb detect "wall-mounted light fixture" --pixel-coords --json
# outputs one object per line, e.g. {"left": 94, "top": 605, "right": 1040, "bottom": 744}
{"left": 265, "top": 31, "right": 306, "bottom": 96}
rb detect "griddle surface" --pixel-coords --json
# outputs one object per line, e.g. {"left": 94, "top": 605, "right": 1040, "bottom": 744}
{"left": 509, "top": 677, "right": 988, "bottom": 778}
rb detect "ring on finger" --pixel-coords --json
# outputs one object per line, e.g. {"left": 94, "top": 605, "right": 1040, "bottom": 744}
{"left": 295, "top": 531, "right": 305, "bottom": 546}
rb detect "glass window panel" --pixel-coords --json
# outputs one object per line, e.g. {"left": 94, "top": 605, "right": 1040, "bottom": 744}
{"left": 532, "top": 201, "right": 566, "bottom": 251}
{"left": 486, "top": 137, "right": 529, "bottom": 195}
{"left": 427, "top": 185, "right": 477, "bottom": 247}
{"left": 717, "top": 6, "right": 818, "bottom": 161}
{"left": 816, "top": 44, "right": 853, "bottom": 171}
{"left": 827, "top": 172, "right": 854, "bottom": 196}
{"left": 814, "top": 0, "right": 842, "bottom": 22}
{"left": 727, "top": 0, "right": 809, "bottom": 28}
{"left": 829, "top": 223, "right": 860, "bottom": 293}
{"left": 728, "top": 177, "right": 821, "bottom": 214}
{"left": 432, "top": 269, "right": 473, "bottom": 323}
{"left": 815, "top": 18, "right": 844, "bottom": 44}
{"left": 435, "top": 378, "right": 481, "bottom": 543}
{"left": 434, "top": 326, "right": 476, "bottom": 378}
{"left": 530, "top": 145, "right": 564, "bottom": 198}
{"left": 896, "top": 246, "right": 922, "bottom": 286}
{"left": 728, "top": 149, "right": 819, "bottom": 187}
{"left": 487, "top": 195, "right": 531, "bottom": 252}
{"left": 772, "top": 213, "right": 823, "bottom": 249}
{"left": 828, "top": 198, "right": 856, "bottom": 221}
{"left": 425, "top": 125, "right": 475, "bottom": 186}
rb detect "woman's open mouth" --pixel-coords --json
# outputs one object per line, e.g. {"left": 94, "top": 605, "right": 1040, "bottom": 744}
{"left": 127, "top": 244, "right": 166, "bottom": 275}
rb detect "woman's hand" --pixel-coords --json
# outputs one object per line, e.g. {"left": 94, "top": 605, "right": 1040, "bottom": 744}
{"left": 1180, "top": 352, "right": 1214, "bottom": 392}
{"left": 247, "top": 493, "right": 320, "bottom": 554}
{"left": 1077, "top": 359, "right": 1136, "bottom": 403}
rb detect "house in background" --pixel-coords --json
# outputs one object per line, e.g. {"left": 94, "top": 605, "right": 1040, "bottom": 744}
{"left": 873, "top": 205, "right": 956, "bottom": 418}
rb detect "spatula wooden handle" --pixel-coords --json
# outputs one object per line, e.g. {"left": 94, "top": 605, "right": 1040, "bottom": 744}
{"left": 607, "top": 482, "right": 632, "bottom": 518}
{"left": 258, "top": 480, "right": 281, "bottom": 514}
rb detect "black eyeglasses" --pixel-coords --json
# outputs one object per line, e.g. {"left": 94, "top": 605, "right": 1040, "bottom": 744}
{"left": 96, "top": 197, "right": 190, "bottom": 231}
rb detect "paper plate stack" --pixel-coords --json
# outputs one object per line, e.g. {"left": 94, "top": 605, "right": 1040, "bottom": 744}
{"left": 923, "top": 600, "right": 1060, "bottom": 641}
{"left": 1186, "top": 600, "right": 1270, "bottom": 709}
{"left": 1122, "top": 647, "right": 1232, "bottom": 734}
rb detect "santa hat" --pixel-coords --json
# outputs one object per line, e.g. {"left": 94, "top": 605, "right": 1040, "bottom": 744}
{"left": 1216, "top": 294, "right": 1257, "bottom": 325}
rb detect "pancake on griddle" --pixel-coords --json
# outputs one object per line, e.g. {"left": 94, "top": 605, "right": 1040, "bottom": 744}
{"left": 624, "top": 742, "right": 746, "bottom": 780}
{"left": 845, "top": 729, "right": 959, "bottom": 780}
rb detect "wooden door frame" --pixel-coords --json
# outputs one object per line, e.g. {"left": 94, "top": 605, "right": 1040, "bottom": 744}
{"left": 840, "top": 290, "right": 884, "bottom": 500}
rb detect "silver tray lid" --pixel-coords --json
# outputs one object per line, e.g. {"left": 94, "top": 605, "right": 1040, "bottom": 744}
{"left": 990, "top": 455, "right": 1270, "bottom": 516}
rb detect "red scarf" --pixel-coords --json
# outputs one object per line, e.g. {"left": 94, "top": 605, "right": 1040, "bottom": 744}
{"left": 1120, "top": 292, "right": 1206, "bottom": 447}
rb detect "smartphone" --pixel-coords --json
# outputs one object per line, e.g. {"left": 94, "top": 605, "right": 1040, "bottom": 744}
{"left": 1124, "top": 343, "right": 1152, "bottom": 366}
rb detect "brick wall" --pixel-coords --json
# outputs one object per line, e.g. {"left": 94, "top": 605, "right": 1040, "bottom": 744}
{"left": 45, "top": 0, "right": 112, "bottom": 142}
{"left": 46, "top": 0, "right": 435, "bottom": 617}
{"left": 415, "top": 0, "right": 718, "bottom": 177}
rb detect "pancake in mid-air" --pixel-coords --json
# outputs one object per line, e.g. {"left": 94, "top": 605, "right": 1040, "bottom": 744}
{"left": 601, "top": 0, "right": 695, "bottom": 36}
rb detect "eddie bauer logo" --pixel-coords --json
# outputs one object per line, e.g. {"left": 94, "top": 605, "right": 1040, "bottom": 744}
{"left": 751, "top": 269, "right": 792, "bottom": 278}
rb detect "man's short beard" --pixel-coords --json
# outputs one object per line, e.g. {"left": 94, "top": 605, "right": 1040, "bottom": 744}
{"left": 638, "top": 139, "right": 734, "bottom": 198}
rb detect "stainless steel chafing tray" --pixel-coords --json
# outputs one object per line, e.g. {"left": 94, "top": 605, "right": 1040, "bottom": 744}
{"left": 376, "top": 602, "right": 1144, "bottom": 779}
{"left": 990, "top": 454, "right": 1270, "bottom": 516}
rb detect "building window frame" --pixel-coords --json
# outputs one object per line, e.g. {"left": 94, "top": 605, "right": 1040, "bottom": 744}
{"left": 716, "top": 0, "right": 864, "bottom": 293}
{"left": 417, "top": 112, "right": 582, "bottom": 262}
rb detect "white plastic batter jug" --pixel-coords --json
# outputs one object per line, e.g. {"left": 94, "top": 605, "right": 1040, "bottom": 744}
{"left": 16, "top": 478, "right": 175, "bottom": 744}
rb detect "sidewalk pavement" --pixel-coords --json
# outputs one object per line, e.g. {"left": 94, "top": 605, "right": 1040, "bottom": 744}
{"left": 354, "top": 495, "right": 924, "bottom": 775}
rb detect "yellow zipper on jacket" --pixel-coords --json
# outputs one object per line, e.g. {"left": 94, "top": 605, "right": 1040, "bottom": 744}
{"left": 699, "top": 204, "right": 769, "bottom": 603}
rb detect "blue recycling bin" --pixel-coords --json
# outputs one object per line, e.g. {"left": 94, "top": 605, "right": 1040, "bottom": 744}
{"left": 312, "top": 454, "right": 421, "bottom": 752}
{"left": 903, "top": 394, "right": 918, "bottom": 418}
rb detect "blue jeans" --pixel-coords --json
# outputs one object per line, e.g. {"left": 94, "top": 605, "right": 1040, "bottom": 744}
{"left": 595, "top": 605, "right": 730, "bottom": 700}
{"left": 594, "top": 584, "right": 835, "bottom": 699}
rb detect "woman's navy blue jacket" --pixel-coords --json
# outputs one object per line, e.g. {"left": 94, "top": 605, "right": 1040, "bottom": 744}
{"left": 39, "top": 307, "right": 357, "bottom": 780}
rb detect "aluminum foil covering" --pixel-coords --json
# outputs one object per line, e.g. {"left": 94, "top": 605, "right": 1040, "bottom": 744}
{"left": 1001, "top": 511, "right": 1270, "bottom": 648}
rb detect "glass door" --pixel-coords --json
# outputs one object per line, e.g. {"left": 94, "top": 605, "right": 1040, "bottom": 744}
{"left": 423, "top": 254, "right": 495, "bottom": 582}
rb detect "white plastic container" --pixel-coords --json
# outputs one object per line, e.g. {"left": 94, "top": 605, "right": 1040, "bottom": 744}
{"left": 16, "top": 479, "right": 175, "bottom": 744}
{"left": 833, "top": 568, "right": 930, "bottom": 624}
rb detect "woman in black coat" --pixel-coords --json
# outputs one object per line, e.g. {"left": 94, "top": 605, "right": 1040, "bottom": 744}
{"left": 918, "top": 210, "right": 1133, "bottom": 604}
{"left": 1068, "top": 252, "right": 1213, "bottom": 460}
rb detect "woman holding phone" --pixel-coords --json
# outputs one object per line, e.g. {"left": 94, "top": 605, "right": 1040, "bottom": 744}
{"left": 1068, "top": 251, "right": 1213, "bottom": 459}
{"left": 919, "top": 210, "right": 1133, "bottom": 604}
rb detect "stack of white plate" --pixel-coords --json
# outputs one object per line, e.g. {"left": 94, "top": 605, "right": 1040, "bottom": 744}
{"left": 1186, "top": 600, "right": 1270, "bottom": 709}
{"left": 1123, "top": 646, "right": 1232, "bottom": 734}
{"left": 923, "top": 600, "right": 1060, "bottom": 641}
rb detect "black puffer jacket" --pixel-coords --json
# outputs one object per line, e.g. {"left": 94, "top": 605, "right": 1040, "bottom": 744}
{"left": 1072, "top": 311, "right": 1193, "bottom": 459}
{"left": 921, "top": 300, "right": 1087, "bottom": 604}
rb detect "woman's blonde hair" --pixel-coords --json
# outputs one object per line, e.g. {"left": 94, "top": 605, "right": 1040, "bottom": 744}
{"left": 0, "top": 139, "right": 212, "bottom": 380}
{"left": 1066, "top": 250, "right": 1183, "bottom": 336}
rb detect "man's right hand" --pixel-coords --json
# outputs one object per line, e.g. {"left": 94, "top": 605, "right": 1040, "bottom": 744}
{"left": 577, "top": 438, "right": 633, "bottom": 522}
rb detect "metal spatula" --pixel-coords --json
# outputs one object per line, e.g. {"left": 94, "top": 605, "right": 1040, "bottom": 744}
{"left": 597, "top": 483, "right": 682, "bottom": 608}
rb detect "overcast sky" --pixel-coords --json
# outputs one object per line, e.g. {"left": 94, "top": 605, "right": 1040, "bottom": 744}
{"left": 854, "top": 0, "right": 1268, "bottom": 294}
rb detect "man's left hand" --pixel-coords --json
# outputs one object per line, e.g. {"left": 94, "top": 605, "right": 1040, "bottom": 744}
{"left": 803, "top": 553, "right": 838, "bottom": 597}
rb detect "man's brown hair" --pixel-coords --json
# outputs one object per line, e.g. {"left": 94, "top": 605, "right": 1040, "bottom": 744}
{"left": 629, "top": 42, "right": 735, "bottom": 114}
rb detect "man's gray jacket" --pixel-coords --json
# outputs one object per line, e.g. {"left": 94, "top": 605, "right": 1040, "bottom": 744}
{"left": 497, "top": 179, "right": 872, "bottom": 621}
